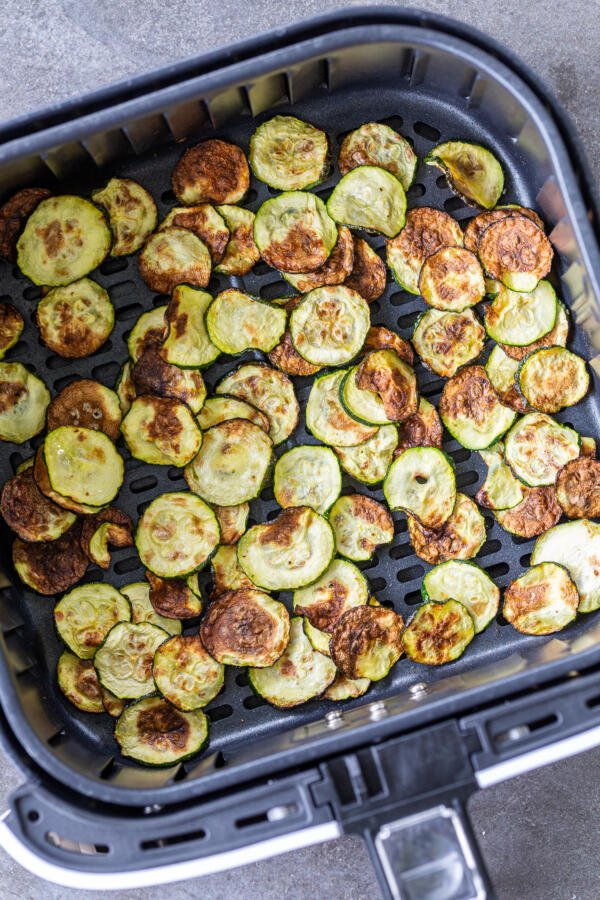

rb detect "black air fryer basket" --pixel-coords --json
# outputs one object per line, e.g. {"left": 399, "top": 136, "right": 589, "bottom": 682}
{"left": 0, "top": 8, "right": 599, "bottom": 897}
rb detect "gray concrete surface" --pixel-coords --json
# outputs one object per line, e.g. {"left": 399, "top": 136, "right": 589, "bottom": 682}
{"left": 0, "top": 1, "right": 599, "bottom": 897}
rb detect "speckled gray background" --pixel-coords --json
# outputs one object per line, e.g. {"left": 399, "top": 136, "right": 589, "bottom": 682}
{"left": 0, "top": 1, "right": 599, "bottom": 897}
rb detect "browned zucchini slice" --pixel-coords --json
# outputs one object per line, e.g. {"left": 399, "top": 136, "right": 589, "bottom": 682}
{"left": 91, "top": 178, "right": 157, "bottom": 256}
{"left": 47, "top": 379, "right": 122, "bottom": 439}
{"left": 0, "top": 303, "right": 24, "bottom": 359}
{"left": 283, "top": 226, "right": 354, "bottom": 292}
{"left": 329, "top": 494, "right": 394, "bottom": 561}
{"left": 146, "top": 571, "right": 203, "bottom": 619}
{"left": 160, "top": 204, "right": 229, "bottom": 264}
{"left": 215, "top": 205, "right": 260, "bottom": 276}
{"left": 12, "top": 523, "right": 88, "bottom": 595}
{"left": 412, "top": 308, "right": 485, "bottom": 377}
{"left": 439, "top": 365, "right": 516, "bottom": 449}
{"left": 210, "top": 544, "right": 255, "bottom": 598}
{"left": 344, "top": 237, "right": 386, "bottom": 302}
{"left": 153, "top": 635, "right": 224, "bottom": 710}
{"left": 293, "top": 558, "right": 368, "bottom": 632}
{"left": 212, "top": 503, "right": 249, "bottom": 545}
{"left": 363, "top": 325, "right": 414, "bottom": 366}
{"left": 131, "top": 346, "right": 206, "bottom": 415}
{"left": 197, "top": 395, "right": 270, "bottom": 434}
{"left": 518, "top": 347, "right": 589, "bottom": 413}
{"left": 172, "top": 139, "right": 249, "bottom": 205}
{"left": 464, "top": 206, "right": 544, "bottom": 254}
{"left": 1, "top": 466, "right": 76, "bottom": 542}
{"left": 200, "top": 589, "right": 290, "bottom": 667}
{"left": 478, "top": 216, "right": 553, "bottom": 292}
{"left": 115, "top": 697, "right": 208, "bottom": 766}
{"left": 499, "top": 302, "right": 569, "bottom": 361}
{"left": 57, "top": 650, "right": 105, "bottom": 713}
{"left": 419, "top": 247, "right": 485, "bottom": 311}
{"left": 0, "top": 362, "right": 50, "bottom": 444}
{"left": 407, "top": 493, "right": 486, "bottom": 565}
{"left": 394, "top": 397, "right": 443, "bottom": 456}
{"left": 323, "top": 673, "right": 370, "bottom": 701}
{"left": 338, "top": 121, "right": 417, "bottom": 190}
{"left": 80, "top": 507, "right": 133, "bottom": 568}
{"left": 127, "top": 306, "right": 167, "bottom": 362}
{"left": 121, "top": 395, "right": 202, "bottom": 467}
{"left": 139, "top": 226, "right": 211, "bottom": 294}
{"left": 386, "top": 207, "right": 463, "bottom": 294}
{"left": 254, "top": 191, "right": 338, "bottom": 273}
{"left": 503, "top": 563, "right": 579, "bottom": 635}
{"left": 495, "top": 485, "right": 561, "bottom": 538}
{"left": 581, "top": 437, "right": 597, "bottom": 458}
{"left": 330, "top": 606, "right": 404, "bottom": 680}
{"left": 343, "top": 349, "right": 418, "bottom": 425}
{"left": 268, "top": 331, "right": 322, "bottom": 377}
{"left": 216, "top": 363, "right": 298, "bottom": 446}
{"left": 0, "top": 187, "right": 51, "bottom": 261}
{"left": 424, "top": 142, "right": 504, "bottom": 209}
{"left": 555, "top": 458, "right": 600, "bottom": 518}
{"left": 37, "top": 278, "right": 114, "bottom": 358}
{"left": 402, "top": 600, "right": 474, "bottom": 665}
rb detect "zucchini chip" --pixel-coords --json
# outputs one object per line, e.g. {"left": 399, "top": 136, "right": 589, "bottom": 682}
{"left": 121, "top": 396, "right": 202, "bottom": 467}
{"left": 33, "top": 448, "right": 103, "bottom": 515}
{"left": 47, "top": 379, "right": 122, "bottom": 440}
{"left": 274, "top": 445, "right": 341, "bottom": 514}
{"left": 419, "top": 247, "right": 485, "bottom": 312}
{"left": 0, "top": 303, "right": 24, "bottom": 359}
{"left": 518, "top": 347, "right": 589, "bottom": 413}
{"left": 495, "top": 485, "right": 561, "bottom": 538}
{"left": 0, "top": 362, "right": 50, "bottom": 443}
{"left": 1, "top": 466, "right": 76, "bottom": 542}
{"left": 215, "top": 205, "right": 260, "bottom": 276}
{"left": 485, "top": 345, "right": 528, "bottom": 414}
{"left": 127, "top": 306, "right": 167, "bottom": 362}
{"left": 327, "top": 165, "right": 406, "bottom": 238}
{"left": 556, "top": 458, "right": 600, "bottom": 519}
{"left": 95, "top": 622, "right": 167, "bottom": 699}
{"left": 43, "top": 426, "right": 124, "bottom": 508}
{"left": 268, "top": 331, "right": 322, "bottom": 377}
{"left": 386, "top": 206, "right": 463, "bottom": 294}
{"left": 212, "top": 503, "right": 249, "bottom": 546}
{"left": 80, "top": 507, "right": 133, "bottom": 568}
{"left": 342, "top": 350, "right": 418, "bottom": 425}
{"left": 57, "top": 650, "right": 105, "bottom": 714}
{"left": 249, "top": 115, "right": 329, "bottom": 190}
{"left": 184, "top": 418, "right": 272, "bottom": 506}
{"left": 206, "top": 290, "right": 286, "bottom": 354}
{"left": 0, "top": 187, "right": 51, "bottom": 261}
{"left": 12, "top": 524, "right": 88, "bottom": 595}
{"left": 200, "top": 589, "right": 290, "bottom": 667}
{"left": 197, "top": 395, "right": 269, "bottom": 434}
{"left": 139, "top": 227, "right": 211, "bottom": 294}
{"left": 172, "top": 138, "right": 249, "bottom": 205}
{"left": 464, "top": 206, "right": 544, "bottom": 254}
{"left": 330, "top": 606, "right": 404, "bottom": 680}
{"left": 249, "top": 617, "right": 336, "bottom": 707}
{"left": 101, "top": 689, "right": 126, "bottom": 718}
{"left": 412, "top": 308, "right": 485, "bottom": 377}
{"left": 146, "top": 571, "right": 203, "bottom": 619}
{"left": 254, "top": 191, "right": 337, "bottom": 273}
{"left": 306, "top": 370, "right": 377, "bottom": 447}
{"left": 581, "top": 436, "right": 596, "bottom": 458}
{"left": 407, "top": 493, "right": 486, "bottom": 565}
{"left": 334, "top": 424, "right": 398, "bottom": 485}
{"left": 54, "top": 582, "right": 130, "bottom": 658}
{"left": 115, "top": 697, "right": 208, "bottom": 766}
{"left": 344, "top": 237, "right": 386, "bottom": 302}
{"left": 476, "top": 443, "right": 524, "bottom": 511}
{"left": 91, "top": 178, "right": 157, "bottom": 256}
{"left": 329, "top": 494, "right": 394, "bottom": 562}
{"left": 504, "top": 413, "right": 580, "bottom": 486}
{"left": 161, "top": 284, "right": 219, "bottom": 369}
{"left": 499, "top": 302, "right": 569, "bottom": 361}
{"left": 384, "top": 447, "right": 456, "bottom": 528}
{"left": 503, "top": 563, "right": 579, "bottom": 634}
{"left": 422, "top": 560, "right": 499, "bottom": 633}
{"left": 132, "top": 347, "right": 206, "bottom": 415}
{"left": 339, "top": 121, "right": 417, "bottom": 190}
{"left": 293, "top": 558, "right": 368, "bottom": 632}
{"left": 402, "top": 600, "right": 475, "bottom": 665}
{"left": 216, "top": 363, "right": 299, "bottom": 446}
{"left": 210, "top": 544, "right": 255, "bottom": 598}
{"left": 153, "top": 635, "right": 224, "bottom": 710}
{"left": 324, "top": 672, "right": 370, "bottom": 701}
{"left": 424, "top": 141, "right": 504, "bottom": 209}
{"left": 37, "top": 278, "right": 114, "bottom": 358}
{"left": 439, "top": 365, "right": 516, "bottom": 449}
{"left": 484, "top": 280, "right": 557, "bottom": 346}
{"left": 284, "top": 226, "right": 354, "bottom": 293}
{"left": 160, "top": 204, "right": 228, "bottom": 264}
{"left": 122, "top": 581, "right": 181, "bottom": 636}
{"left": 532, "top": 519, "right": 600, "bottom": 613}
{"left": 136, "top": 492, "right": 219, "bottom": 578}
{"left": 290, "top": 285, "right": 370, "bottom": 366}
{"left": 238, "top": 506, "right": 335, "bottom": 591}
{"left": 478, "top": 216, "right": 553, "bottom": 292}
{"left": 17, "top": 195, "right": 110, "bottom": 286}
{"left": 395, "top": 397, "right": 443, "bottom": 455}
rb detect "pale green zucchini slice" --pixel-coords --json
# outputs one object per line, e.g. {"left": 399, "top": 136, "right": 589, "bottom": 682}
{"left": 495, "top": 485, "right": 561, "bottom": 538}
{"left": 386, "top": 207, "right": 463, "bottom": 294}
{"left": 210, "top": 544, "right": 255, "bottom": 597}
{"left": 216, "top": 363, "right": 298, "bottom": 446}
{"left": 532, "top": 519, "right": 600, "bottom": 613}
{"left": 215, "top": 205, "right": 260, "bottom": 276}
{"left": 518, "top": 347, "right": 589, "bottom": 413}
{"left": 504, "top": 413, "right": 580, "bottom": 486}
{"left": 115, "top": 696, "right": 209, "bottom": 766}
{"left": 43, "top": 426, "right": 123, "bottom": 507}
{"left": 57, "top": 650, "right": 105, "bottom": 713}
{"left": 206, "top": 290, "right": 286, "bottom": 354}
{"left": 407, "top": 493, "right": 486, "bottom": 565}
{"left": 212, "top": 503, "right": 249, "bottom": 545}
{"left": 153, "top": 635, "right": 224, "bottom": 710}
{"left": 33, "top": 447, "right": 102, "bottom": 515}
{"left": 402, "top": 600, "right": 474, "bottom": 665}
{"left": 324, "top": 672, "right": 371, "bottom": 701}
{"left": 200, "top": 588, "right": 290, "bottom": 667}
{"left": 422, "top": 560, "right": 500, "bottom": 633}
{"left": 159, "top": 204, "right": 229, "bottom": 264}
{"left": 503, "top": 563, "right": 579, "bottom": 634}
{"left": 47, "top": 379, "right": 122, "bottom": 440}
{"left": 476, "top": 442, "right": 523, "bottom": 510}
{"left": 329, "top": 494, "right": 394, "bottom": 562}
{"left": 91, "top": 177, "right": 157, "bottom": 256}
{"left": 499, "top": 301, "right": 569, "bottom": 361}
{"left": 274, "top": 445, "right": 341, "bottom": 515}
{"left": 249, "top": 115, "right": 329, "bottom": 190}
{"left": 121, "top": 581, "right": 181, "bottom": 636}
{"left": 254, "top": 191, "right": 337, "bottom": 273}
{"left": 136, "top": 492, "right": 220, "bottom": 578}
{"left": 127, "top": 306, "right": 167, "bottom": 362}
{"left": 338, "top": 121, "right": 417, "bottom": 190}
{"left": 12, "top": 525, "right": 88, "bottom": 595}
{"left": 384, "top": 447, "right": 456, "bottom": 528}
{"left": 293, "top": 558, "right": 368, "bottom": 632}
{"left": 0, "top": 302, "right": 24, "bottom": 359}
{"left": 95, "top": 622, "right": 168, "bottom": 699}
{"left": 197, "top": 395, "right": 269, "bottom": 434}
{"left": 556, "top": 458, "right": 600, "bottom": 519}
{"left": 160, "top": 285, "right": 219, "bottom": 369}
{"left": 0, "top": 466, "right": 76, "bottom": 542}
{"left": 306, "top": 370, "right": 377, "bottom": 447}
{"left": 330, "top": 606, "right": 404, "bottom": 680}
{"left": 54, "top": 583, "right": 131, "bottom": 659}
{"left": 439, "top": 365, "right": 516, "bottom": 450}
{"left": 485, "top": 345, "right": 528, "bottom": 414}
{"left": 37, "top": 278, "right": 114, "bottom": 358}
{"left": 478, "top": 215, "right": 553, "bottom": 292}
{"left": 138, "top": 227, "right": 211, "bottom": 294}
{"left": 464, "top": 206, "right": 545, "bottom": 254}
{"left": 172, "top": 139, "right": 249, "bottom": 205}
{"left": 333, "top": 424, "right": 398, "bottom": 484}
{"left": 121, "top": 395, "right": 202, "bottom": 467}
{"left": 484, "top": 280, "right": 557, "bottom": 346}
{"left": 327, "top": 165, "right": 406, "bottom": 238}
{"left": 283, "top": 226, "right": 354, "bottom": 293}
{"left": 412, "top": 308, "right": 485, "bottom": 377}
{"left": 341, "top": 350, "right": 418, "bottom": 425}
{"left": 0, "top": 362, "right": 49, "bottom": 443}
{"left": 131, "top": 346, "right": 207, "bottom": 415}
{"left": 424, "top": 141, "right": 504, "bottom": 209}
{"left": 419, "top": 247, "right": 485, "bottom": 312}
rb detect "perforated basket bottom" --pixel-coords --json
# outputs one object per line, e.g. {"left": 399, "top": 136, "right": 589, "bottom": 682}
{"left": 0, "top": 82, "right": 598, "bottom": 785}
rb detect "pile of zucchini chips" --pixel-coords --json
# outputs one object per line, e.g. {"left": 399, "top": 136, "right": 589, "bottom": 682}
{"left": 0, "top": 114, "right": 598, "bottom": 767}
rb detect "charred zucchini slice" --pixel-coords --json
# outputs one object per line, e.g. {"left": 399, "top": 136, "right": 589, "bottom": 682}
{"left": 344, "top": 237, "right": 386, "bottom": 302}
{"left": 80, "top": 507, "right": 133, "bottom": 568}
{"left": 0, "top": 187, "right": 51, "bottom": 261}
{"left": 12, "top": 524, "right": 88, "bottom": 595}
{"left": 504, "top": 413, "right": 580, "bottom": 486}
{"left": 532, "top": 519, "right": 600, "bottom": 613}
{"left": 464, "top": 206, "right": 544, "bottom": 254}
{"left": 485, "top": 345, "right": 528, "bottom": 414}
{"left": 478, "top": 216, "right": 553, "bottom": 292}
{"left": 329, "top": 494, "right": 393, "bottom": 562}
{"left": 386, "top": 207, "right": 463, "bottom": 294}
{"left": 384, "top": 447, "right": 456, "bottom": 528}
{"left": 499, "top": 302, "right": 569, "bottom": 361}
{"left": 254, "top": 191, "right": 338, "bottom": 273}
{"left": 172, "top": 139, "right": 249, "bottom": 205}
{"left": 1, "top": 466, "right": 76, "bottom": 542}
{"left": 91, "top": 178, "right": 157, "bottom": 256}
{"left": 216, "top": 363, "right": 298, "bottom": 447}
{"left": 17, "top": 195, "right": 110, "bottom": 286}
{"left": 200, "top": 589, "right": 290, "bottom": 667}
{"left": 127, "top": 306, "right": 167, "bottom": 362}
{"left": 439, "top": 365, "right": 516, "bottom": 450}
{"left": 268, "top": 331, "right": 322, "bottom": 378}
{"left": 0, "top": 362, "right": 50, "bottom": 443}
{"left": 338, "top": 122, "right": 417, "bottom": 190}
{"left": 518, "top": 347, "right": 589, "bottom": 413}
{"left": 555, "top": 458, "right": 600, "bottom": 519}
{"left": 422, "top": 560, "right": 499, "bottom": 633}
{"left": 249, "top": 116, "right": 329, "bottom": 190}
{"left": 274, "top": 445, "right": 341, "bottom": 515}
{"left": 95, "top": 622, "right": 168, "bottom": 699}
{"left": 57, "top": 650, "right": 105, "bottom": 713}
{"left": 495, "top": 485, "right": 561, "bottom": 538}
{"left": 55, "top": 583, "right": 131, "bottom": 659}
{"left": 395, "top": 397, "right": 443, "bottom": 455}
{"left": 122, "top": 582, "right": 181, "bottom": 636}
{"left": 306, "top": 370, "right": 377, "bottom": 447}
{"left": 419, "top": 247, "right": 485, "bottom": 311}
{"left": 160, "top": 204, "right": 229, "bottom": 264}
{"left": 331, "top": 606, "right": 404, "bottom": 680}
{"left": 153, "top": 635, "right": 224, "bottom": 710}
{"left": 403, "top": 600, "right": 474, "bottom": 665}
{"left": 115, "top": 696, "right": 209, "bottom": 766}
{"left": 37, "top": 278, "right": 114, "bottom": 358}
{"left": 136, "top": 492, "right": 219, "bottom": 578}
{"left": 43, "top": 426, "right": 123, "bottom": 507}
{"left": 215, "top": 205, "right": 259, "bottom": 276}
{"left": 47, "top": 379, "right": 121, "bottom": 440}
{"left": 290, "top": 285, "right": 369, "bottom": 367}
{"left": 293, "top": 558, "right": 368, "bottom": 631}
{"left": 161, "top": 284, "right": 219, "bottom": 369}
{"left": 139, "top": 227, "right": 211, "bottom": 294}
{"left": 334, "top": 424, "right": 398, "bottom": 485}
{"left": 206, "top": 290, "right": 286, "bottom": 354}
{"left": 407, "top": 493, "right": 486, "bottom": 565}
{"left": 249, "top": 617, "right": 336, "bottom": 707}
{"left": 412, "top": 308, "right": 485, "bottom": 377}
{"left": 284, "top": 226, "right": 354, "bottom": 293}
{"left": 327, "top": 166, "right": 406, "bottom": 238}
{"left": 503, "top": 563, "right": 579, "bottom": 634}
{"left": 197, "top": 395, "right": 269, "bottom": 434}
{"left": 324, "top": 672, "right": 370, "bottom": 701}
{"left": 131, "top": 347, "right": 207, "bottom": 415}
{"left": 122, "top": 395, "right": 202, "bottom": 467}
{"left": 0, "top": 303, "right": 24, "bottom": 359}
{"left": 146, "top": 571, "right": 203, "bottom": 620}
{"left": 212, "top": 503, "right": 249, "bottom": 546}
{"left": 341, "top": 350, "right": 418, "bottom": 426}
{"left": 484, "top": 280, "right": 557, "bottom": 346}
{"left": 424, "top": 141, "right": 504, "bottom": 209}
{"left": 238, "top": 506, "right": 335, "bottom": 591}
{"left": 476, "top": 443, "right": 524, "bottom": 510}
{"left": 210, "top": 544, "right": 255, "bottom": 597}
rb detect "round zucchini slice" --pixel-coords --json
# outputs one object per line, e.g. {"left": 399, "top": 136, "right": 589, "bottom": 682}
{"left": 115, "top": 696, "right": 209, "bottom": 766}
{"left": 216, "top": 363, "right": 298, "bottom": 447}
{"left": 329, "top": 494, "right": 393, "bottom": 562}
{"left": 210, "top": 544, "right": 255, "bottom": 598}
{"left": 33, "top": 447, "right": 102, "bottom": 515}
{"left": 419, "top": 247, "right": 485, "bottom": 312}
{"left": 338, "top": 121, "right": 417, "bottom": 190}
{"left": 184, "top": 418, "right": 272, "bottom": 506}
{"left": 518, "top": 347, "right": 589, "bottom": 413}
{"left": 197, "top": 395, "right": 269, "bottom": 434}
{"left": 80, "top": 507, "right": 133, "bottom": 568}
{"left": 122, "top": 581, "right": 181, "bottom": 636}
{"left": 132, "top": 347, "right": 206, "bottom": 415}
{"left": 290, "top": 285, "right": 369, "bottom": 367}
{"left": 293, "top": 558, "right": 368, "bottom": 632}
{"left": 268, "top": 331, "right": 322, "bottom": 378}
{"left": 254, "top": 191, "right": 337, "bottom": 273}
{"left": 215, "top": 205, "right": 259, "bottom": 276}
{"left": 425, "top": 142, "right": 503, "bottom": 209}
{"left": 464, "top": 206, "right": 544, "bottom": 254}
{"left": 238, "top": 506, "right": 335, "bottom": 591}
{"left": 532, "top": 519, "right": 600, "bottom": 613}
{"left": 200, "top": 589, "right": 290, "bottom": 667}
{"left": 37, "top": 278, "right": 114, "bottom": 358}
{"left": 334, "top": 424, "right": 398, "bottom": 485}
{"left": 47, "top": 379, "right": 122, "bottom": 440}
{"left": 306, "top": 370, "right": 377, "bottom": 447}
{"left": 161, "top": 284, "right": 219, "bottom": 369}
{"left": 249, "top": 617, "right": 336, "bottom": 708}
{"left": 43, "top": 426, "right": 123, "bottom": 507}
{"left": 412, "top": 308, "right": 485, "bottom": 378}
{"left": 0, "top": 187, "right": 51, "bottom": 262}
{"left": 402, "top": 600, "right": 475, "bottom": 665}
{"left": 439, "top": 365, "right": 516, "bottom": 450}
{"left": 139, "top": 227, "right": 211, "bottom": 294}
{"left": 422, "top": 560, "right": 500, "bottom": 633}
{"left": 274, "top": 445, "right": 341, "bottom": 515}
{"left": 55, "top": 583, "right": 131, "bottom": 659}
{"left": 485, "top": 345, "right": 528, "bottom": 414}
{"left": 57, "top": 650, "right": 105, "bottom": 714}
{"left": 327, "top": 165, "right": 406, "bottom": 238}
{"left": 341, "top": 350, "right": 418, "bottom": 426}
{"left": 555, "top": 458, "right": 600, "bottom": 519}
{"left": 330, "top": 606, "right": 404, "bottom": 680}
{"left": 211, "top": 503, "right": 248, "bottom": 546}
{"left": 499, "top": 301, "right": 569, "bottom": 361}
{"left": 386, "top": 207, "right": 463, "bottom": 295}
{"left": 344, "top": 237, "right": 386, "bottom": 302}
{"left": 136, "top": 492, "right": 220, "bottom": 578}
{"left": 324, "top": 672, "right": 370, "bottom": 701}
{"left": 91, "top": 178, "right": 157, "bottom": 256}
{"left": 171, "top": 138, "right": 249, "bottom": 205}
{"left": 1, "top": 466, "right": 76, "bottom": 542}
{"left": 159, "top": 204, "right": 229, "bottom": 264}
{"left": 476, "top": 443, "right": 524, "bottom": 511}
{"left": 0, "top": 302, "right": 24, "bottom": 359}
{"left": 384, "top": 447, "right": 456, "bottom": 528}
{"left": 478, "top": 216, "right": 553, "bottom": 292}
{"left": 127, "top": 306, "right": 167, "bottom": 362}
{"left": 206, "top": 290, "right": 286, "bottom": 354}
{"left": 484, "top": 280, "right": 557, "bottom": 346}
{"left": 503, "top": 563, "right": 579, "bottom": 634}
{"left": 495, "top": 485, "right": 561, "bottom": 538}
{"left": 12, "top": 524, "right": 88, "bottom": 595}
{"left": 407, "top": 493, "right": 486, "bottom": 565}
{"left": 395, "top": 397, "right": 443, "bottom": 455}
{"left": 17, "top": 195, "right": 110, "bottom": 286}
{"left": 0, "top": 361, "right": 49, "bottom": 444}
{"left": 249, "top": 115, "right": 329, "bottom": 190}
{"left": 153, "top": 635, "right": 224, "bottom": 710}
{"left": 95, "top": 622, "right": 167, "bottom": 700}
{"left": 504, "top": 413, "right": 580, "bottom": 486}
{"left": 284, "top": 226, "right": 354, "bottom": 293}
{"left": 121, "top": 395, "right": 202, "bottom": 467}
{"left": 146, "top": 571, "right": 203, "bottom": 619}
